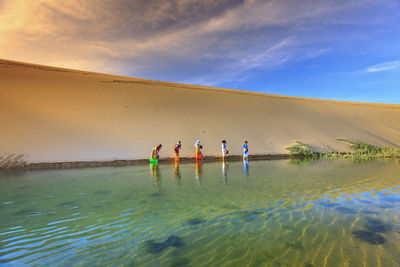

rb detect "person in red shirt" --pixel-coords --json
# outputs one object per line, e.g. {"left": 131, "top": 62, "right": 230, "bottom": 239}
{"left": 173, "top": 141, "right": 182, "bottom": 160}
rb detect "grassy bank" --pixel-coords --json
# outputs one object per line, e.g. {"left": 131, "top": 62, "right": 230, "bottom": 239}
{"left": 286, "top": 139, "right": 400, "bottom": 159}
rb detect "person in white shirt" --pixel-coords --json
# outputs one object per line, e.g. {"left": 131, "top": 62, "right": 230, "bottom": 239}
{"left": 221, "top": 140, "right": 228, "bottom": 160}
{"left": 195, "top": 140, "right": 203, "bottom": 160}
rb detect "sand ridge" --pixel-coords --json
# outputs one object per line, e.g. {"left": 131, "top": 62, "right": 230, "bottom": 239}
{"left": 105, "top": 79, "right": 400, "bottom": 110}
{"left": 1, "top": 58, "right": 400, "bottom": 163}
{"left": 2, "top": 59, "right": 399, "bottom": 110}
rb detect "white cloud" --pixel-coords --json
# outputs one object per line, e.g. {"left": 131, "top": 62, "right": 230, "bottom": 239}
{"left": 366, "top": 61, "right": 400, "bottom": 73}
{"left": 0, "top": 0, "right": 392, "bottom": 84}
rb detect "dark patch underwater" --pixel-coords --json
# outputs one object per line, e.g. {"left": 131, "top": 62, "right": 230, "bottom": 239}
{"left": 352, "top": 230, "right": 386, "bottom": 245}
{"left": 149, "top": 192, "right": 164, "bottom": 198}
{"left": 13, "top": 208, "right": 35, "bottom": 216}
{"left": 241, "top": 210, "right": 263, "bottom": 222}
{"left": 146, "top": 235, "right": 184, "bottom": 254}
{"left": 188, "top": 217, "right": 206, "bottom": 225}
{"left": 364, "top": 218, "right": 391, "bottom": 233}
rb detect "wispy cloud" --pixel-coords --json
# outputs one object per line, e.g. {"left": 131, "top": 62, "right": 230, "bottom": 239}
{"left": 366, "top": 61, "right": 400, "bottom": 73}
{"left": 0, "top": 0, "right": 395, "bottom": 85}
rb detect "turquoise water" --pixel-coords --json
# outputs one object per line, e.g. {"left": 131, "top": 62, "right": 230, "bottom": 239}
{"left": 1, "top": 159, "right": 400, "bottom": 266}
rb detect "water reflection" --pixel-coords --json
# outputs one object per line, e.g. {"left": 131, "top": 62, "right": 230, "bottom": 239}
{"left": 222, "top": 161, "right": 228, "bottom": 184}
{"left": 0, "top": 169, "right": 26, "bottom": 179}
{"left": 195, "top": 161, "right": 203, "bottom": 185}
{"left": 150, "top": 163, "right": 161, "bottom": 187}
{"left": 243, "top": 160, "right": 249, "bottom": 177}
{"left": 174, "top": 161, "right": 181, "bottom": 188}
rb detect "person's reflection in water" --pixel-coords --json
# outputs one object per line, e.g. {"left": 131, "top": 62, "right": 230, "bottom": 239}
{"left": 150, "top": 163, "right": 161, "bottom": 187}
{"left": 195, "top": 161, "right": 203, "bottom": 185}
{"left": 222, "top": 161, "right": 228, "bottom": 185}
{"left": 243, "top": 159, "right": 249, "bottom": 177}
{"left": 174, "top": 160, "right": 182, "bottom": 188}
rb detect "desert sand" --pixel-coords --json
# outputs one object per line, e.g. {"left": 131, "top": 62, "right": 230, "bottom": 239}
{"left": 1, "top": 59, "right": 400, "bottom": 164}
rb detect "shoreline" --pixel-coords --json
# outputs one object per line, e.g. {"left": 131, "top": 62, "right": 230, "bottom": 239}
{"left": 2, "top": 154, "right": 301, "bottom": 171}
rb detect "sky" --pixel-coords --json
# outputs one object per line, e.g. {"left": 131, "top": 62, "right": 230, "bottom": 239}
{"left": 1, "top": 0, "right": 400, "bottom": 103}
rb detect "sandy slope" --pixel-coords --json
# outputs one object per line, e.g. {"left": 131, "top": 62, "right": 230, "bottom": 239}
{"left": 1, "top": 59, "right": 400, "bottom": 163}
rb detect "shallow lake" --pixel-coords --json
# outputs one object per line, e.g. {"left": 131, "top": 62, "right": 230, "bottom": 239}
{"left": 1, "top": 159, "right": 400, "bottom": 266}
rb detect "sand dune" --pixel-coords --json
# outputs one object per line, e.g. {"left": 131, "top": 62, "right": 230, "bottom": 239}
{"left": 1, "top": 59, "right": 400, "bottom": 163}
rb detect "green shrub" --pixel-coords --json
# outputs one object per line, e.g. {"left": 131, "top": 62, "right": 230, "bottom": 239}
{"left": 286, "top": 139, "right": 400, "bottom": 160}
{"left": 285, "top": 141, "right": 320, "bottom": 157}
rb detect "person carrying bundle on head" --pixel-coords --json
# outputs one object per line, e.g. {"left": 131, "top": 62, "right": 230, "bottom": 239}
{"left": 195, "top": 140, "right": 203, "bottom": 160}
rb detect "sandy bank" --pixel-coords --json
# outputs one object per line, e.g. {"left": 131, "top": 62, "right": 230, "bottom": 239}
{"left": 1, "top": 59, "right": 400, "bottom": 164}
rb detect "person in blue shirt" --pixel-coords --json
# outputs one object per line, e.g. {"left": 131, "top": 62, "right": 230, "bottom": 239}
{"left": 243, "top": 141, "right": 249, "bottom": 160}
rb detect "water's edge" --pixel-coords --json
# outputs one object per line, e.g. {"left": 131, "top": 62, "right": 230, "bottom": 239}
{"left": 2, "top": 154, "right": 299, "bottom": 170}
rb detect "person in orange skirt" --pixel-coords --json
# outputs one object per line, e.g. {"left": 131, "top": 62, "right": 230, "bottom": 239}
{"left": 195, "top": 140, "right": 203, "bottom": 160}
{"left": 173, "top": 141, "right": 182, "bottom": 160}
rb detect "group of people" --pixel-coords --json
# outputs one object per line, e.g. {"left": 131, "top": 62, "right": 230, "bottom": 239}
{"left": 150, "top": 140, "right": 249, "bottom": 163}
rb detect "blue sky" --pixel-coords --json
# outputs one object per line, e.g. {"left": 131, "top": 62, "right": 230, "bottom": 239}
{"left": 1, "top": 0, "right": 399, "bottom": 103}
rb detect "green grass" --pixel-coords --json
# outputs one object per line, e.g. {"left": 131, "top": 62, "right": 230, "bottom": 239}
{"left": 286, "top": 141, "right": 321, "bottom": 157}
{"left": 286, "top": 139, "right": 400, "bottom": 160}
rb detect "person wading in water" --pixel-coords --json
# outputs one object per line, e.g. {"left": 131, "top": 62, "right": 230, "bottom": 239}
{"left": 173, "top": 141, "right": 182, "bottom": 161}
{"left": 150, "top": 144, "right": 162, "bottom": 163}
